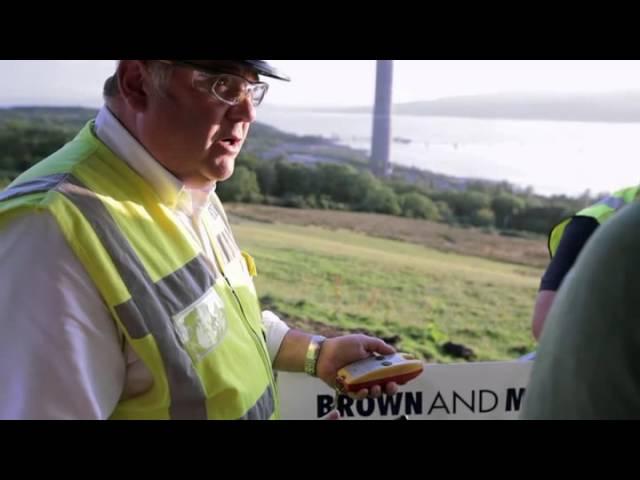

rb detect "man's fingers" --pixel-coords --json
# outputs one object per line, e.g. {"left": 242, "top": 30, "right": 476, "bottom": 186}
{"left": 363, "top": 336, "right": 395, "bottom": 355}
{"left": 369, "top": 384, "right": 382, "bottom": 398}
{"left": 352, "top": 389, "right": 369, "bottom": 400}
{"left": 322, "top": 410, "right": 341, "bottom": 420}
{"left": 384, "top": 382, "right": 399, "bottom": 396}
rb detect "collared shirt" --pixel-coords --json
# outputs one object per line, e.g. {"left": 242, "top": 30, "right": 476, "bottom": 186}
{"left": 0, "top": 106, "right": 289, "bottom": 419}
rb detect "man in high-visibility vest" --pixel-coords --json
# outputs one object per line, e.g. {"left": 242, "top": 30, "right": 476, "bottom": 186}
{"left": 531, "top": 186, "right": 640, "bottom": 341}
{"left": 0, "top": 60, "right": 398, "bottom": 419}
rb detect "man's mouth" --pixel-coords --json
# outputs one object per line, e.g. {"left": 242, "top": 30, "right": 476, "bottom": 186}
{"left": 220, "top": 136, "right": 242, "bottom": 147}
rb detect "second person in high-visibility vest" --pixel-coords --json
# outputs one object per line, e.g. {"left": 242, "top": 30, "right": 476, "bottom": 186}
{"left": 531, "top": 186, "right": 640, "bottom": 341}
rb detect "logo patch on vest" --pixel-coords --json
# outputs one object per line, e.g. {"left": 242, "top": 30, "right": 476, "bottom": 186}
{"left": 172, "top": 289, "right": 227, "bottom": 364}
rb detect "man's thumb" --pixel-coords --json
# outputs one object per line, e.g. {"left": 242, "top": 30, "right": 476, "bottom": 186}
{"left": 365, "top": 337, "right": 395, "bottom": 355}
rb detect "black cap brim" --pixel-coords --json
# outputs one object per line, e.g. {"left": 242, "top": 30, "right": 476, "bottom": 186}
{"left": 240, "top": 60, "right": 291, "bottom": 82}
{"left": 169, "top": 60, "right": 290, "bottom": 82}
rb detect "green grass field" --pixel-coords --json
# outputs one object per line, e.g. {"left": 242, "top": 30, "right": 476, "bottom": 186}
{"left": 233, "top": 220, "right": 541, "bottom": 363}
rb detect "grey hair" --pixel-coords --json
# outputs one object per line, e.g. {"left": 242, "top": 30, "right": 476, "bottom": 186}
{"left": 103, "top": 61, "right": 174, "bottom": 101}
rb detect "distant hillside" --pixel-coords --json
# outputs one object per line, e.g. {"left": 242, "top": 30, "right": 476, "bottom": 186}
{"left": 304, "top": 90, "right": 640, "bottom": 123}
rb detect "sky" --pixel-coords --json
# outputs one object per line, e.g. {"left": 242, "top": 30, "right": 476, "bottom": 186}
{"left": 2, "top": 60, "right": 640, "bottom": 108}
{"left": 2, "top": 60, "right": 640, "bottom": 196}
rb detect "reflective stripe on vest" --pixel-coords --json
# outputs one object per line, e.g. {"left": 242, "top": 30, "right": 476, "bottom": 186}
{"left": 596, "top": 195, "right": 626, "bottom": 211}
{"left": 1, "top": 173, "right": 275, "bottom": 420}
{"left": 0, "top": 173, "right": 68, "bottom": 202}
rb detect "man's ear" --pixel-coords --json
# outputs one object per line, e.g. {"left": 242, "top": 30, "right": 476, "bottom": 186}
{"left": 117, "top": 60, "right": 149, "bottom": 111}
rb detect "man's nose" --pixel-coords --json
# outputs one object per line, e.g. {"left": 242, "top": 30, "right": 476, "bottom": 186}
{"left": 227, "top": 94, "right": 257, "bottom": 123}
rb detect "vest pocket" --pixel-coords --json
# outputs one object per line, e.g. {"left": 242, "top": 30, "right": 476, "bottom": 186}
{"left": 171, "top": 288, "right": 227, "bottom": 365}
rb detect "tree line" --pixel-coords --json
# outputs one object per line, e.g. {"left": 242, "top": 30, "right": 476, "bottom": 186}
{"left": 218, "top": 152, "right": 600, "bottom": 236}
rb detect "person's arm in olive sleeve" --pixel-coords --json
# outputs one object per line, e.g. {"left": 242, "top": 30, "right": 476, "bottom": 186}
{"left": 522, "top": 203, "right": 640, "bottom": 419}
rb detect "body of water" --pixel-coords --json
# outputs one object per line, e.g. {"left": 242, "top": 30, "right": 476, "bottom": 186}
{"left": 258, "top": 109, "right": 640, "bottom": 197}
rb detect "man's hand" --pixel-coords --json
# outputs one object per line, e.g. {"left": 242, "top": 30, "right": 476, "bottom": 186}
{"left": 316, "top": 334, "right": 399, "bottom": 400}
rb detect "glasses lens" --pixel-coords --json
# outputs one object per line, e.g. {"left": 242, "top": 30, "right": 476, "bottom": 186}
{"left": 213, "top": 74, "right": 245, "bottom": 105}
{"left": 214, "top": 75, "right": 268, "bottom": 107}
{"left": 194, "top": 71, "right": 268, "bottom": 107}
{"left": 250, "top": 84, "right": 268, "bottom": 107}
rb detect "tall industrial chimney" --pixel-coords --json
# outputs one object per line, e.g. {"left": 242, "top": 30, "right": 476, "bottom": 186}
{"left": 370, "top": 60, "right": 393, "bottom": 177}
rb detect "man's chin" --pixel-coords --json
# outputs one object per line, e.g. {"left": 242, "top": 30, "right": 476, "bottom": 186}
{"left": 209, "top": 165, "right": 235, "bottom": 184}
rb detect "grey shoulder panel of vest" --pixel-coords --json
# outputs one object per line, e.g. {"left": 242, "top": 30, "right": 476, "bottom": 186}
{"left": 0, "top": 173, "right": 71, "bottom": 203}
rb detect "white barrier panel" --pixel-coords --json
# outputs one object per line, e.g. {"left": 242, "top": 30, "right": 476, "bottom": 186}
{"left": 278, "top": 360, "right": 533, "bottom": 420}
